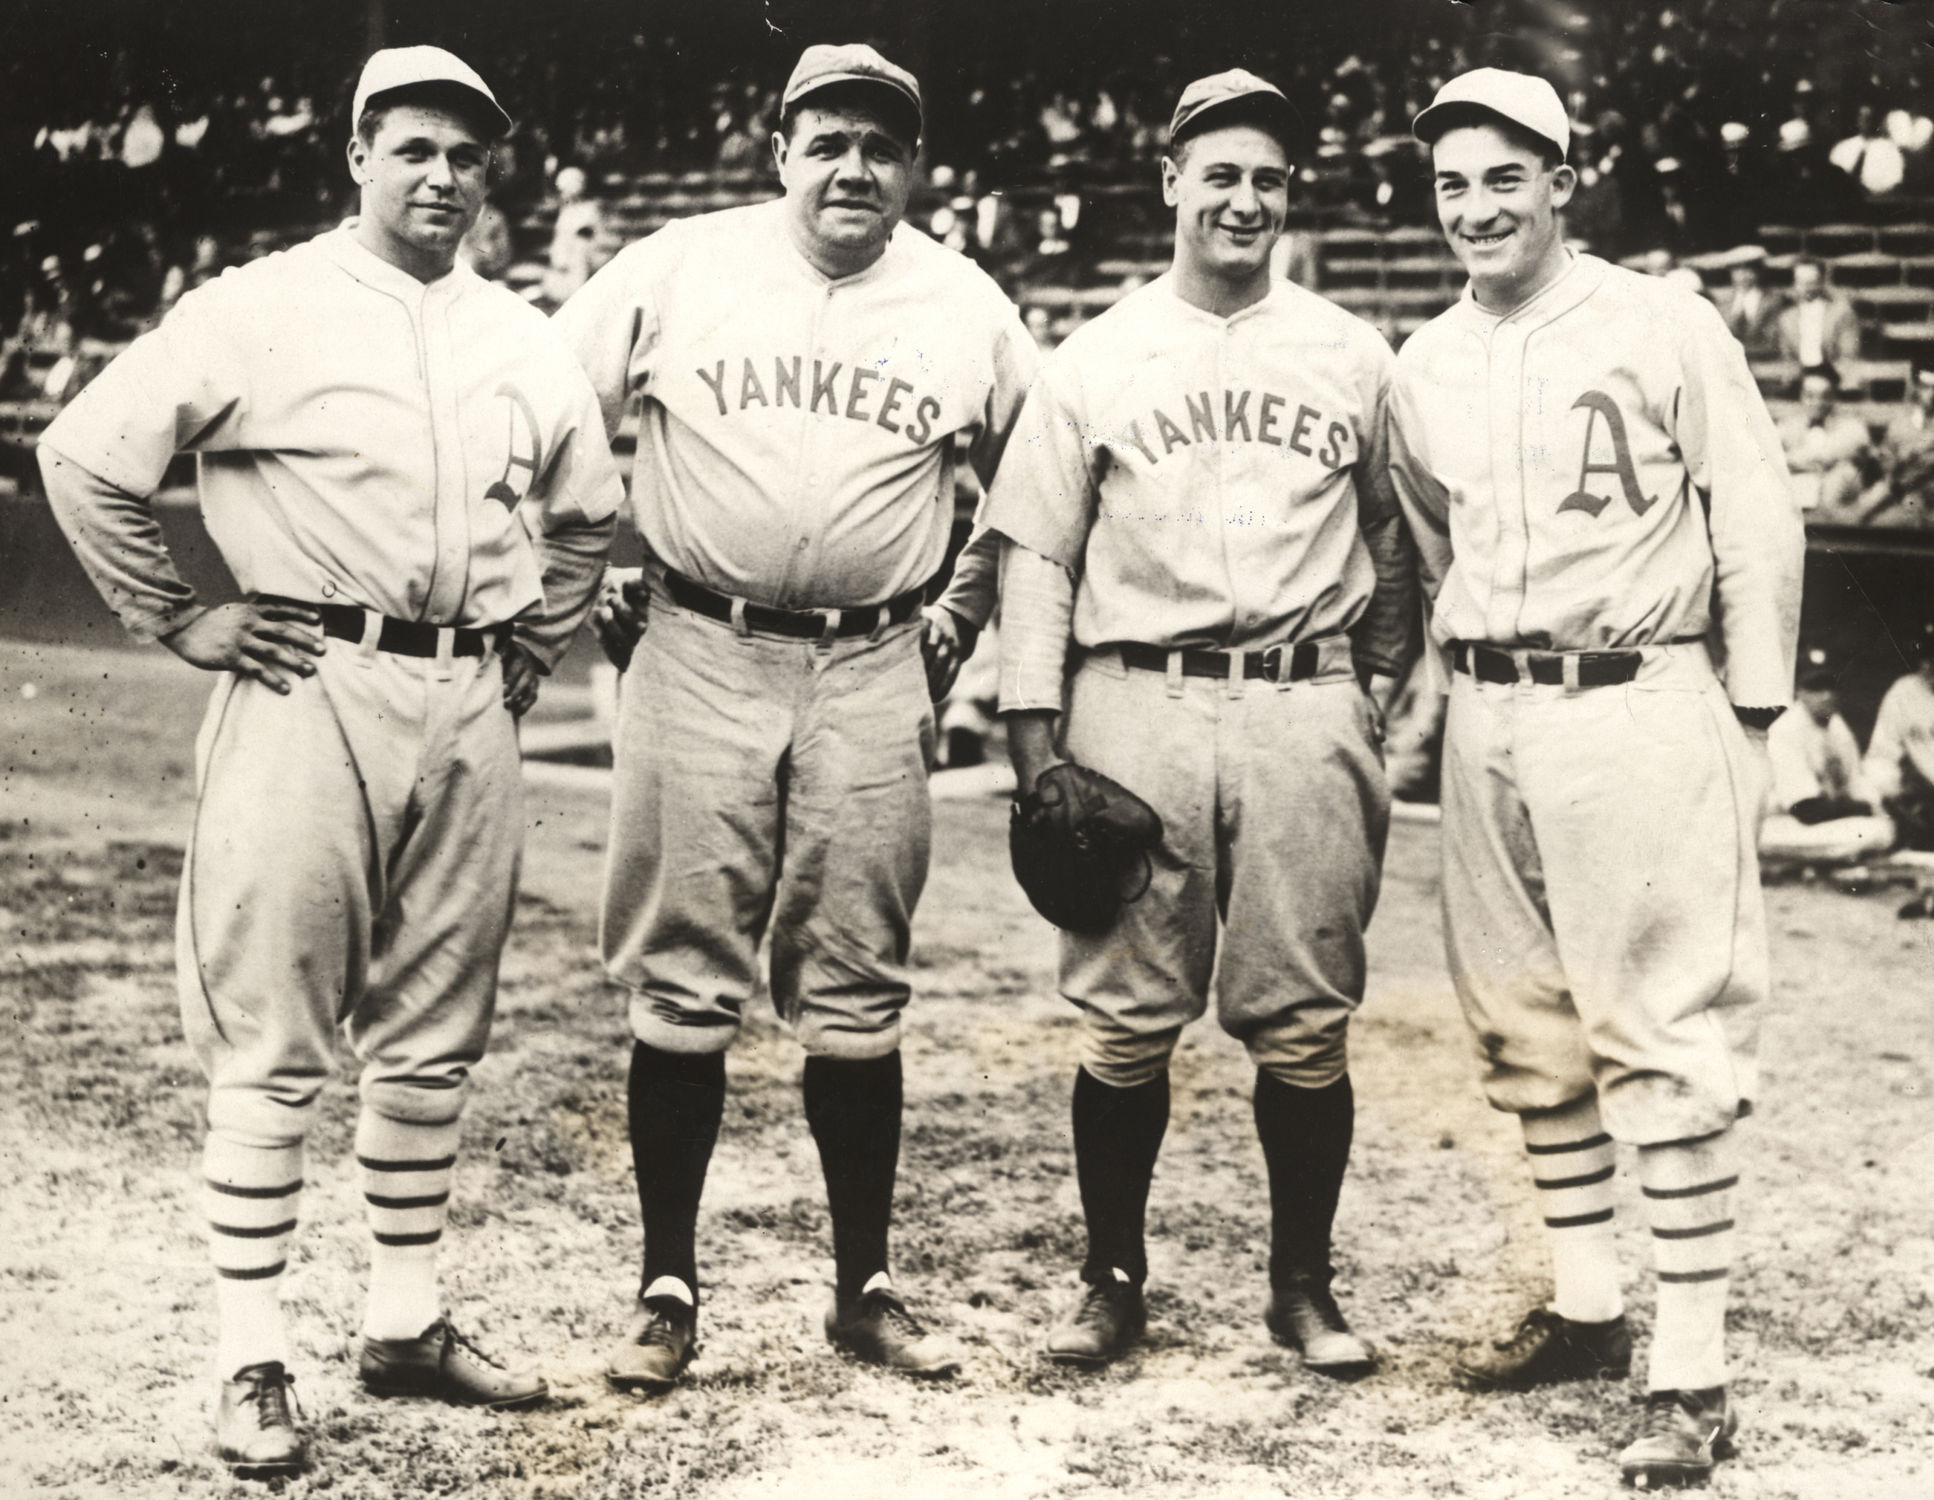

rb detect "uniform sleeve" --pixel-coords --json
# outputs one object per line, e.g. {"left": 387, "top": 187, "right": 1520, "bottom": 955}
{"left": 997, "top": 538, "right": 1076, "bottom": 715}
{"left": 37, "top": 288, "right": 250, "bottom": 495}
{"left": 1672, "top": 297, "right": 1805, "bottom": 709}
{"left": 1862, "top": 682, "right": 1908, "bottom": 803}
{"left": 1765, "top": 714, "right": 1820, "bottom": 810}
{"left": 551, "top": 235, "right": 666, "bottom": 441}
{"left": 32, "top": 290, "right": 252, "bottom": 642}
{"left": 35, "top": 448, "right": 203, "bottom": 642}
{"left": 963, "top": 306, "right": 1042, "bottom": 492}
{"left": 974, "top": 357, "right": 1100, "bottom": 571}
{"left": 1828, "top": 715, "right": 1876, "bottom": 805}
{"left": 1348, "top": 358, "right": 1421, "bottom": 680}
{"left": 934, "top": 524, "right": 1001, "bottom": 630}
{"left": 1385, "top": 362, "right": 1457, "bottom": 694}
{"left": 511, "top": 369, "right": 626, "bottom": 670}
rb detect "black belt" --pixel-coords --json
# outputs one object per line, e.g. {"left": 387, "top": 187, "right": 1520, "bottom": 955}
{"left": 1117, "top": 639, "right": 1324, "bottom": 683}
{"left": 662, "top": 567, "right": 931, "bottom": 640}
{"left": 255, "top": 596, "right": 505, "bottom": 659}
{"left": 1451, "top": 641, "right": 1650, "bottom": 687}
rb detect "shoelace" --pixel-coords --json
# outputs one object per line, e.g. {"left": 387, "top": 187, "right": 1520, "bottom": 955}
{"left": 1072, "top": 1283, "right": 1130, "bottom": 1332}
{"left": 445, "top": 1323, "right": 507, "bottom": 1371}
{"left": 242, "top": 1369, "right": 300, "bottom": 1427}
{"left": 869, "top": 1292, "right": 929, "bottom": 1337}
{"left": 1637, "top": 1391, "right": 1719, "bottom": 1450}
{"left": 638, "top": 1308, "right": 689, "bottom": 1350}
{"left": 1492, "top": 1308, "right": 1558, "bottom": 1353}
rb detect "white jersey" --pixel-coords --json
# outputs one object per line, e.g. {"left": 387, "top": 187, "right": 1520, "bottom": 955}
{"left": 979, "top": 274, "right": 1412, "bottom": 671}
{"left": 1389, "top": 253, "right": 1803, "bottom": 708}
{"left": 40, "top": 226, "right": 623, "bottom": 664}
{"left": 554, "top": 198, "right": 1038, "bottom": 612}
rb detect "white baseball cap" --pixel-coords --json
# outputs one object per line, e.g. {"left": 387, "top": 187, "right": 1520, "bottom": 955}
{"left": 1412, "top": 67, "right": 1569, "bottom": 161}
{"left": 352, "top": 46, "right": 512, "bottom": 140}
{"left": 782, "top": 43, "right": 922, "bottom": 138}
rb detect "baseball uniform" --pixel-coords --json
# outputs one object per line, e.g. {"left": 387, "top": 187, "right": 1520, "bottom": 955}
{"left": 38, "top": 222, "right": 622, "bottom": 1378}
{"left": 554, "top": 126, "right": 1037, "bottom": 1376}
{"left": 1864, "top": 662, "right": 1934, "bottom": 847}
{"left": 1760, "top": 702, "right": 1894, "bottom": 862}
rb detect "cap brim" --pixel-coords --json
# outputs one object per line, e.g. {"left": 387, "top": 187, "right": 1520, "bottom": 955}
{"left": 1413, "top": 98, "right": 1561, "bottom": 156}
{"left": 363, "top": 80, "right": 512, "bottom": 139}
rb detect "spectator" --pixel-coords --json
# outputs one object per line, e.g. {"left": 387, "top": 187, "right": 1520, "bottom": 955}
{"left": 1777, "top": 362, "right": 1871, "bottom": 516}
{"left": 1829, "top": 104, "right": 1905, "bottom": 197}
{"left": 541, "top": 165, "right": 610, "bottom": 306}
{"left": 1777, "top": 258, "right": 1862, "bottom": 367}
{"left": 1766, "top": 118, "right": 1861, "bottom": 225}
{"left": 1714, "top": 246, "right": 1783, "bottom": 358}
{"left": 1760, "top": 650, "right": 1894, "bottom": 865}
{"left": 1854, "top": 362, "right": 1934, "bottom": 528}
{"left": 1863, "top": 623, "right": 1934, "bottom": 855}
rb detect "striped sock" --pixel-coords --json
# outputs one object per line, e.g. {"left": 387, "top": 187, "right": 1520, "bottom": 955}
{"left": 1522, "top": 1094, "right": 1623, "bottom": 1325}
{"left": 1639, "top": 1127, "right": 1738, "bottom": 1392}
{"left": 357, "top": 1112, "right": 460, "bottom": 1341}
{"left": 203, "top": 1134, "right": 303, "bottom": 1378}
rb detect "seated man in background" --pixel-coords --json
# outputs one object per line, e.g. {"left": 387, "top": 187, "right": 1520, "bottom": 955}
{"left": 1855, "top": 362, "right": 1934, "bottom": 528}
{"left": 1776, "top": 257, "right": 1862, "bottom": 367}
{"left": 1760, "top": 650, "right": 1894, "bottom": 865}
{"left": 1864, "top": 623, "right": 1934, "bottom": 853}
{"left": 1777, "top": 363, "right": 1872, "bottom": 517}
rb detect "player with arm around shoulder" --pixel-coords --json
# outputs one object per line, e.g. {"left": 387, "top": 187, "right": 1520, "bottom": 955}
{"left": 554, "top": 43, "right": 1039, "bottom": 1392}
{"left": 1388, "top": 68, "right": 1804, "bottom": 1489}
{"left": 34, "top": 47, "right": 623, "bottom": 1476}
{"left": 982, "top": 70, "right": 1419, "bottom": 1375}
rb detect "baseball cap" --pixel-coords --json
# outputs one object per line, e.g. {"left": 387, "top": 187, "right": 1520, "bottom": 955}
{"left": 1169, "top": 68, "right": 1294, "bottom": 147}
{"left": 1412, "top": 67, "right": 1569, "bottom": 161}
{"left": 782, "top": 43, "right": 922, "bottom": 137}
{"left": 352, "top": 46, "right": 512, "bottom": 139}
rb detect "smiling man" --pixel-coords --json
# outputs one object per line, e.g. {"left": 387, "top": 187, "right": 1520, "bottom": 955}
{"left": 1389, "top": 67, "right": 1803, "bottom": 1489}
{"left": 554, "top": 42, "right": 1037, "bottom": 1391}
{"left": 977, "top": 69, "right": 1417, "bottom": 1372}
{"left": 35, "top": 46, "right": 622, "bottom": 1476}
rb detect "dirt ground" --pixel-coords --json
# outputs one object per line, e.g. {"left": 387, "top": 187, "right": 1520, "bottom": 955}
{"left": 3, "top": 638, "right": 1930, "bottom": 1500}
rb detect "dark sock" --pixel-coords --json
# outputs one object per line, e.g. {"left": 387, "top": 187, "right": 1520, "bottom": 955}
{"left": 803, "top": 1051, "right": 903, "bottom": 1302}
{"left": 627, "top": 1041, "right": 727, "bottom": 1302}
{"left": 1072, "top": 1066, "right": 1170, "bottom": 1286}
{"left": 1253, "top": 1070, "right": 1355, "bottom": 1287}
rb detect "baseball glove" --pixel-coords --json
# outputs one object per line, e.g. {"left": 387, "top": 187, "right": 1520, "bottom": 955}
{"left": 1009, "top": 761, "right": 1164, "bottom": 934}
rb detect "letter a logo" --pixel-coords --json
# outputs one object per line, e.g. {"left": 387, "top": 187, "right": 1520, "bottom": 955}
{"left": 484, "top": 383, "right": 544, "bottom": 509}
{"left": 1559, "top": 390, "right": 1657, "bottom": 518}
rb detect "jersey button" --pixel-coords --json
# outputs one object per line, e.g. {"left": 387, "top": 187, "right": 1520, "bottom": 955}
{"left": 796, "top": 538, "right": 811, "bottom": 552}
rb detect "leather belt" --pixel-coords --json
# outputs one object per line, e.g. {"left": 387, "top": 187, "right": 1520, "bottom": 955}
{"left": 1117, "top": 639, "right": 1324, "bottom": 683}
{"left": 255, "top": 595, "right": 505, "bottom": 659}
{"left": 1451, "top": 641, "right": 1644, "bottom": 687}
{"left": 662, "top": 566, "right": 931, "bottom": 640}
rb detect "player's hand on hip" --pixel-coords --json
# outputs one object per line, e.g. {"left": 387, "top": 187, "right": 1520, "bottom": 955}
{"left": 500, "top": 640, "right": 542, "bottom": 718}
{"left": 592, "top": 566, "right": 647, "bottom": 672}
{"left": 160, "top": 601, "right": 324, "bottom": 695}
{"left": 921, "top": 605, "right": 979, "bottom": 700}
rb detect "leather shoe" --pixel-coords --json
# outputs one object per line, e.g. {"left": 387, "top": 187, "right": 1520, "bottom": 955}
{"left": 1618, "top": 1386, "right": 1737, "bottom": 1488}
{"left": 1044, "top": 1277, "right": 1147, "bottom": 1365}
{"left": 825, "top": 1287, "right": 963, "bottom": 1377}
{"left": 216, "top": 1361, "right": 305, "bottom": 1475}
{"left": 1265, "top": 1275, "right": 1376, "bottom": 1378}
{"left": 359, "top": 1318, "right": 547, "bottom": 1409}
{"left": 1457, "top": 1306, "right": 1632, "bottom": 1391}
{"left": 606, "top": 1295, "right": 698, "bottom": 1392}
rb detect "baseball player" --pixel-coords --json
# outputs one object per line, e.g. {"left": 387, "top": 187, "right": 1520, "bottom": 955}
{"left": 553, "top": 43, "right": 1037, "bottom": 1389}
{"left": 36, "top": 48, "right": 622, "bottom": 1475}
{"left": 978, "top": 70, "right": 1417, "bottom": 1373}
{"left": 1389, "top": 69, "right": 1804, "bottom": 1488}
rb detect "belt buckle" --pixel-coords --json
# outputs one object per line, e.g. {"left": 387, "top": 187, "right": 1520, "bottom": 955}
{"left": 1259, "top": 644, "right": 1285, "bottom": 684}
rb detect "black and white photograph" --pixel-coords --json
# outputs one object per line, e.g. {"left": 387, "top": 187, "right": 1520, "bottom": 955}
{"left": 2, "top": 1, "right": 1931, "bottom": 1495}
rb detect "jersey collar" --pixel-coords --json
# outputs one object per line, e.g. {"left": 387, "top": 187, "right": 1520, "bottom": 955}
{"left": 320, "top": 221, "right": 477, "bottom": 302}
{"left": 1457, "top": 250, "right": 1605, "bottom": 333}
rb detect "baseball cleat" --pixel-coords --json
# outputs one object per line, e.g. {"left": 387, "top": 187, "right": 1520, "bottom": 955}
{"left": 1044, "top": 1276, "right": 1147, "bottom": 1365}
{"left": 1265, "top": 1274, "right": 1377, "bottom": 1379}
{"left": 216, "top": 1361, "right": 306, "bottom": 1477}
{"left": 606, "top": 1294, "right": 698, "bottom": 1392}
{"left": 359, "top": 1317, "right": 547, "bottom": 1408}
{"left": 1457, "top": 1306, "right": 1632, "bottom": 1391}
{"left": 825, "top": 1287, "right": 964, "bottom": 1377}
{"left": 1618, "top": 1386, "right": 1736, "bottom": 1488}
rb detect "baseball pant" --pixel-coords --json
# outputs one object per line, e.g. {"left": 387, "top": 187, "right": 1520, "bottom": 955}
{"left": 602, "top": 577, "right": 934, "bottom": 1059}
{"left": 1440, "top": 641, "right": 1767, "bottom": 1145}
{"left": 180, "top": 630, "right": 522, "bottom": 1147}
{"left": 1759, "top": 810, "right": 1895, "bottom": 863}
{"left": 1056, "top": 637, "right": 1388, "bottom": 1088}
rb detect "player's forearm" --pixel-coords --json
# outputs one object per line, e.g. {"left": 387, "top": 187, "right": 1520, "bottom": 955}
{"left": 37, "top": 444, "right": 204, "bottom": 643}
{"left": 933, "top": 526, "right": 1000, "bottom": 631}
{"left": 1004, "top": 711, "right": 1062, "bottom": 795}
{"left": 1708, "top": 486, "right": 1805, "bottom": 706}
{"left": 515, "top": 513, "right": 619, "bottom": 670}
{"left": 996, "top": 538, "right": 1075, "bottom": 713}
{"left": 1348, "top": 510, "right": 1421, "bottom": 680}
